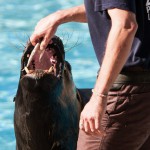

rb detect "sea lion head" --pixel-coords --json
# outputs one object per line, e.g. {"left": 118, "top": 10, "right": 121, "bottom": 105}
{"left": 20, "top": 36, "right": 71, "bottom": 93}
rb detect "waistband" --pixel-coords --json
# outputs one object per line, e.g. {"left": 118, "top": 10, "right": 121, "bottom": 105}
{"left": 114, "top": 71, "right": 150, "bottom": 84}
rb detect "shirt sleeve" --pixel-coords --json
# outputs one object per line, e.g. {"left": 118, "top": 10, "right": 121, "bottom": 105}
{"left": 95, "top": 0, "right": 136, "bottom": 13}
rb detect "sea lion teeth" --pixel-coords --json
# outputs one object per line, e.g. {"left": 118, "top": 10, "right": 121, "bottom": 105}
{"left": 48, "top": 66, "right": 54, "bottom": 73}
{"left": 24, "top": 66, "right": 30, "bottom": 74}
{"left": 24, "top": 67, "right": 35, "bottom": 74}
{"left": 26, "top": 43, "right": 40, "bottom": 68}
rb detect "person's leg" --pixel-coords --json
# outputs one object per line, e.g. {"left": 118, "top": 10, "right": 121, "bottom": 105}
{"left": 77, "top": 83, "right": 150, "bottom": 150}
{"left": 77, "top": 129, "right": 103, "bottom": 150}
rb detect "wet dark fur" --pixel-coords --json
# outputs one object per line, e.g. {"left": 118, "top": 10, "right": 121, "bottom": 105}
{"left": 14, "top": 37, "right": 81, "bottom": 150}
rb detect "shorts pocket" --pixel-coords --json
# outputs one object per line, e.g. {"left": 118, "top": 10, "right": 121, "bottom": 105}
{"left": 105, "top": 95, "right": 130, "bottom": 129}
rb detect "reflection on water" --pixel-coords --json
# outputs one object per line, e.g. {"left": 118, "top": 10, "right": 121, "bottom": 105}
{"left": 0, "top": 0, "right": 98, "bottom": 149}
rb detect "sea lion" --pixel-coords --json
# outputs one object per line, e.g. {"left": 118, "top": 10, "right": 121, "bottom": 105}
{"left": 14, "top": 36, "right": 81, "bottom": 150}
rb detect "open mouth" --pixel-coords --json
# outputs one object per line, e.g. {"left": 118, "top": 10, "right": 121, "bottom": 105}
{"left": 22, "top": 36, "right": 65, "bottom": 79}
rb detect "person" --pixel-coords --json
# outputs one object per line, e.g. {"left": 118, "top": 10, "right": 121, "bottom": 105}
{"left": 30, "top": 0, "right": 150, "bottom": 149}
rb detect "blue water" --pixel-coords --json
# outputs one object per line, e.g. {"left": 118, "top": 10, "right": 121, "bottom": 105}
{"left": 0, "top": 0, "right": 99, "bottom": 149}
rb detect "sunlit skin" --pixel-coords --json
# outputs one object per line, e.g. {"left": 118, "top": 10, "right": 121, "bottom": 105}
{"left": 30, "top": 4, "right": 138, "bottom": 136}
{"left": 30, "top": 5, "right": 87, "bottom": 50}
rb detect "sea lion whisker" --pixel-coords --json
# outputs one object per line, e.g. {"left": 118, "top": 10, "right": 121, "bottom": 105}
{"left": 35, "top": 69, "right": 45, "bottom": 79}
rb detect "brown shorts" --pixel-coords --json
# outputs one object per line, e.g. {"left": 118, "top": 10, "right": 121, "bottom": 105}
{"left": 77, "top": 72, "right": 150, "bottom": 150}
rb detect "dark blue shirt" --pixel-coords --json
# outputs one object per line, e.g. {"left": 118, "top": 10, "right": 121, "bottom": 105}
{"left": 84, "top": 0, "right": 150, "bottom": 70}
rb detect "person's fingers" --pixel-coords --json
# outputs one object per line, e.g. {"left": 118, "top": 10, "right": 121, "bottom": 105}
{"left": 84, "top": 119, "right": 90, "bottom": 133}
{"left": 94, "top": 116, "right": 105, "bottom": 136}
{"left": 40, "top": 27, "right": 57, "bottom": 50}
{"left": 30, "top": 33, "right": 41, "bottom": 46}
{"left": 88, "top": 118, "right": 95, "bottom": 132}
{"left": 94, "top": 115, "right": 100, "bottom": 130}
{"left": 40, "top": 35, "right": 51, "bottom": 50}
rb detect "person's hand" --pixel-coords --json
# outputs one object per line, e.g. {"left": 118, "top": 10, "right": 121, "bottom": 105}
{"left": 79, "top": 94, "right": 107, "bottom": 135}
{"left": 30, "top": 11, "right": 62, "bottom": 50}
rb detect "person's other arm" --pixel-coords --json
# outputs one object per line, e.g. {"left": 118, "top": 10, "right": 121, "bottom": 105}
{"left": 79, "top": 9, "right": 138, "bottom": 134}
{"left": 30, "top": 4, "right": 86, "bottom": 50}
{"left": 94, "top": 9, "right": 138, "bottom": 94}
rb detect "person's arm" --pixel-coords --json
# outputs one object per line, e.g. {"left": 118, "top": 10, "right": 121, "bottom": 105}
{"left": 30, "top": 4, "right": 86, "bottom": 50}
{"left": 79, "top": 8, "right": 138, "bottom": 134}
{"left": 94, "top": 9, "right": 137, "bottom": 94}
